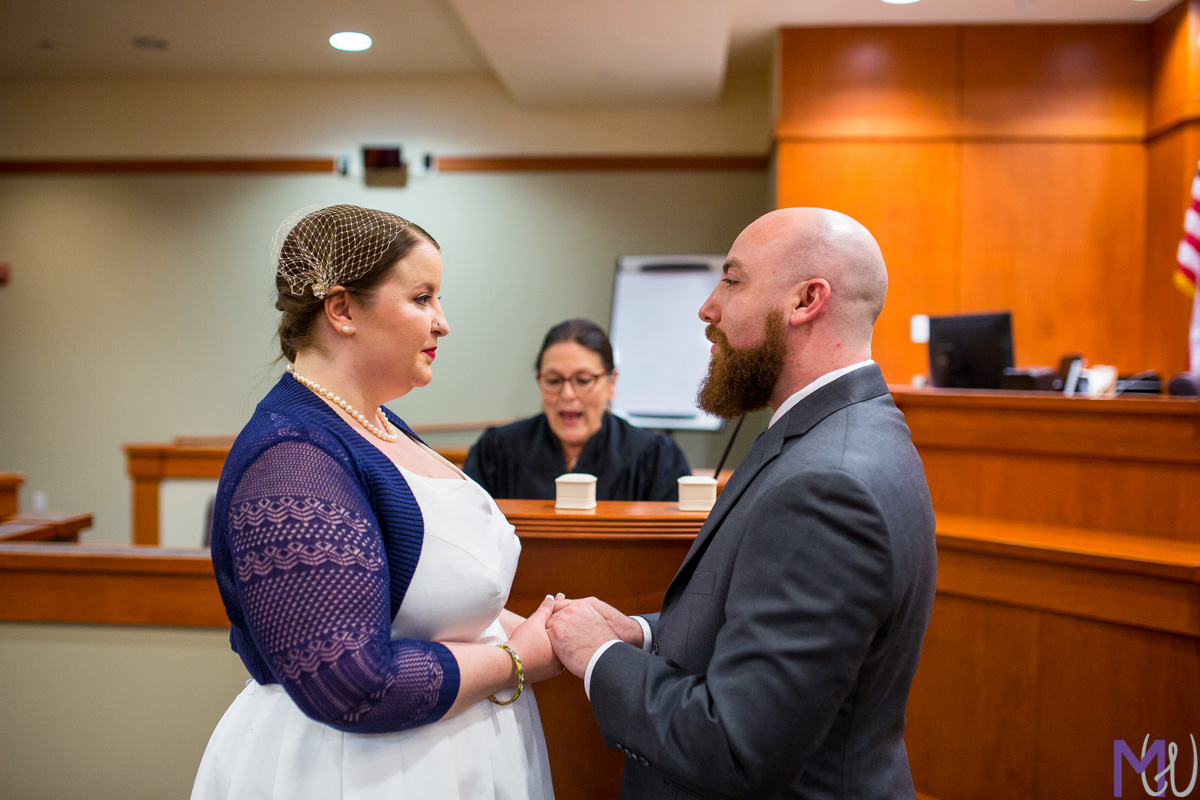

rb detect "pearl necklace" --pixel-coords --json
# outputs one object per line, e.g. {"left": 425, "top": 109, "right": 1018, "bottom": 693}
{"left": 287, "top": 363, "right": 400, "bottom": 443}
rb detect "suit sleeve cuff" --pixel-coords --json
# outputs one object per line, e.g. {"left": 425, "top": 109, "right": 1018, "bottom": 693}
{"left": 632, "top": 615, "right": 653, "bottom": 652}
{"left": 583, "top": 639, "right": 622, "bottom": 700}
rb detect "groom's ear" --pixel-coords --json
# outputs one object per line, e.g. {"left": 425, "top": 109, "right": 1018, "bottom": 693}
{"left": 790, "top": 279, "right": 830, "bottom": 326}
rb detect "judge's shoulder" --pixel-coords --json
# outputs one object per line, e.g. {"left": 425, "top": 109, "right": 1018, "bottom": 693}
{"left": 606, "top": 413, "right": 680, "bottom": 452}
{"left": 604, "top": 415, "right": 691, "bottom": 485}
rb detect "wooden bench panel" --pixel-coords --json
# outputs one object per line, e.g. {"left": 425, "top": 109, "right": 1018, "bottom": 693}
{"left": 893, "top": 390, "right": 1200, "bottom": 542}
{"left": 908, "top": 514, "right": 1200, "bottom": 800}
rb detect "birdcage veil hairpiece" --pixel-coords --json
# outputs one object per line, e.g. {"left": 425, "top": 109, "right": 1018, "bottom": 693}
{"left": 272, "top": 204, "right": 412, "bottom": 299}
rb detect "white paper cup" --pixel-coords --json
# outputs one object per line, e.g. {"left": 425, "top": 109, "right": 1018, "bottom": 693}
{"left": 555, "top": 473, "right": 598, "bottom": 510}
{"left": 678, "top": 476, "right": 718, "bottom": 512}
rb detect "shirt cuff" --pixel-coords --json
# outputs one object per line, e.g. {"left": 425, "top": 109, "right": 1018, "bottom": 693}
{"left": 583, "top": 639, "right": 622, "bottom": 700}
{"left": 633, "top": 615, "right": 653, "bottom": 652}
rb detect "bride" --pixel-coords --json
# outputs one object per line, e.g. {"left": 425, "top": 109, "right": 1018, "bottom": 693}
{"left": 192, "top": 205, "right": 559, "bottom": 799}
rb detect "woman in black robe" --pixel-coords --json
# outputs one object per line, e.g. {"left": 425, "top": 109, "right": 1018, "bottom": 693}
{"left": 464, "top": 319, "right": 691, "bottom": 501}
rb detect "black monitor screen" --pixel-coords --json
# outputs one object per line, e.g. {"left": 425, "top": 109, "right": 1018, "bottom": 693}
{"left": 927, "top": 311, "right": 1014, "bottom": 390}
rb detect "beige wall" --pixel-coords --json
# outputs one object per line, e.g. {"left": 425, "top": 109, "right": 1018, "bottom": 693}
{"left": 0, "top": 73, "right": 773, "bottom": 542}
{"left": 0, "top": 73, "right": 769, "bottom": 159}
{"left": 0, "top": 622, "right": 248, "bottom": 800}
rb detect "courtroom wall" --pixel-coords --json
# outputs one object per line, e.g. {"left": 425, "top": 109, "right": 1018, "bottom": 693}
{"left": 0, "top": 72, "right": 770, "bottom": 160}
{"left": 0, "top": 621, "right": 247, "bottom": 800}
{"left": 775, "top": 22, "right": 1196, "bottom": 384}
{"left": 0, "top": 74, "right": 773, "bottom": 542}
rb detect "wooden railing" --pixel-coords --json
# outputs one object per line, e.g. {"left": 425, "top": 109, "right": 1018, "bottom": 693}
{"left": 122, "top": 422, "right": 511, "bottom": 545}
{"left": 0, "top": 471, "right": 93, "bottom": 543}
{"left": 0, "top": 471, "right": 23, "bottom": 520}
{"left": 0, "top": 512, "right": 93, "bottom": 543}
{"left": 122, "top": 434, "right": 729, "bottom": 546}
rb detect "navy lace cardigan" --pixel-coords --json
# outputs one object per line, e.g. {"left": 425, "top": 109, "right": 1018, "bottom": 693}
{"left": 209, "top": 375, "right": 460, "bottom": 733}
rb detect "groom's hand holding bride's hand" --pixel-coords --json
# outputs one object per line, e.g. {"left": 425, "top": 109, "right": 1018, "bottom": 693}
{"left": 545, "top": 597, "right": 628, "bottom": 677}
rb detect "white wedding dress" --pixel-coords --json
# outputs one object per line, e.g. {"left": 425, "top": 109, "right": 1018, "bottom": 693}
{"left": 192, "top": 466, "right": 554, "bottom": 799}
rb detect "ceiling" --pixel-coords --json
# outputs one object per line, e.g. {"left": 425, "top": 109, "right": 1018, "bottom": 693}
{"left": 0, "top": 0, "right": 1179, "bottom": 106}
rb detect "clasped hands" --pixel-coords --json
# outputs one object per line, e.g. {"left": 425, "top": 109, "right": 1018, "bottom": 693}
{"left": 504, "top": 595, "right": 642, "bottom": 681}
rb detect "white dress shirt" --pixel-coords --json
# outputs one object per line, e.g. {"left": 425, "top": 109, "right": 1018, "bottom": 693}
{"left": 768, "top": 360, "right": 876, "bottom": 429}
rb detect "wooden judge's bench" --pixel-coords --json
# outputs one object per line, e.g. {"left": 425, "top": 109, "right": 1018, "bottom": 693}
{"left": 894, "top": 389, "right": 1200, "bottom": 800}
{"left": 2, "top": 389, "right": 1199, "bottom": 800}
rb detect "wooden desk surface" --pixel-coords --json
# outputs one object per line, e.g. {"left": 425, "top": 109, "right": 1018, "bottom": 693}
{"left": 498, "top": 499, "right": 707, "bottom": 536}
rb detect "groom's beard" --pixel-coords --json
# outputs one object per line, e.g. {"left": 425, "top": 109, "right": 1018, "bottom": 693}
{"left": 696, "top": 309, "right": 787, "bottom": 419}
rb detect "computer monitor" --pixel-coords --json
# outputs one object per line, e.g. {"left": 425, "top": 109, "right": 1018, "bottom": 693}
{"left": 927, "top": 311, "right": 1014, "bottom": 389}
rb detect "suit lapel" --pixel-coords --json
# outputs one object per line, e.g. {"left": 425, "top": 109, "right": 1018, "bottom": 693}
{"left": 661, "top": 364, "right": 891, "bottom": 611}
{"left": 659, "top": 424, "right": 781, "bottom": 610}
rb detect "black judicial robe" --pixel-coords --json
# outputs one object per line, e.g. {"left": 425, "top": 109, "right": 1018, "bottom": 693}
{"left": 463, "top": 413, "right": 691, "bottom": 501}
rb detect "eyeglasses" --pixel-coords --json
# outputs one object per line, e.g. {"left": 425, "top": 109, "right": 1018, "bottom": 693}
{"left": 537, "top": 371, "right": 610, "bottom": 395}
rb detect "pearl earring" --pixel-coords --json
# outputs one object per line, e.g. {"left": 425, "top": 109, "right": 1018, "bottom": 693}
{"left": 342, "top": 326, "right": 351, "bottom": 334}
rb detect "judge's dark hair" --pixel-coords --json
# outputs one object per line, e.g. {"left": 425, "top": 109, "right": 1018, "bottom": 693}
{"left": 274, "top": 215, "right": 438, "bottom": 363}
{"left": 535, "top": 318, "right": 614, "bottom": 374}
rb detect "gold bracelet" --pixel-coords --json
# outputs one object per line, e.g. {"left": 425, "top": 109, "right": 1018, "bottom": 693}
{"left": 488, "top": 644, "right": 524, "bottom": 706}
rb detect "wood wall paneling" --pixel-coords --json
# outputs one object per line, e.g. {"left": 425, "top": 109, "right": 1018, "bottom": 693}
{"left": 959, "top": 26, "right": 1148, "bottom": 140}
{"left": 959, "top": 142, "right": 1148, "bottom": 372}
{"left": 1144, "top": 122, "right": 1199, "bottom": 379}
{"left": 777, "top": 20, "right": 1195, "bottom": 383}
{"left": 1149, "top": 0, "right": 1200, "bottom": 134}
{"left": 776, "top": 27, "right": 961, "bottom": 140}
{"left": 775, "top": 142, "right": 961, "bottom": 383}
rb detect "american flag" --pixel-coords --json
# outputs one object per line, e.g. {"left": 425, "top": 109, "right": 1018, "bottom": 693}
{"left": 1176, "top": 161, "right": 1200, "bottom": 373}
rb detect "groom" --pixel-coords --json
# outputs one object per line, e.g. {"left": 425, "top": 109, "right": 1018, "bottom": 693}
{"left": 545, "top": 207, "right": 937, "bottom": 799}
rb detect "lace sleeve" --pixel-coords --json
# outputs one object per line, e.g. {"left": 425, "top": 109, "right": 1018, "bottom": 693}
{"left": 224, "top": 438, "right": 459, "bottom": 733}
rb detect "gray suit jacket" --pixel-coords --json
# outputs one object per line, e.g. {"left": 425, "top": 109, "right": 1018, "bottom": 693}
{"left": 589, "top": 364, "right": 937, "bottom": 799}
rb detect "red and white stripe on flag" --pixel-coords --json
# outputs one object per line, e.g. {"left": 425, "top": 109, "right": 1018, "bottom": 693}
{"left": 1178, "top": 161, "right": 1200, "bottom": 372}
{"left": 1177, "top": 165, "right": 1200, "bottom": 296}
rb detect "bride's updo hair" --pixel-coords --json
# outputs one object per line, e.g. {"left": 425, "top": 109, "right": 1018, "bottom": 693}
{"left": 272, "top": 204, "right": 438, "bottom": 362}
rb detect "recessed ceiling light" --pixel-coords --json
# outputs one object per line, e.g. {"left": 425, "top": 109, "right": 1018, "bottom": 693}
{"left": 880, "top": 0, "right": 921, "bottom": 4}
{"left": 329, "top": 32, "right": 372, "bottom": 52}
